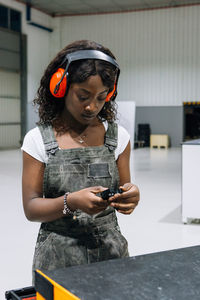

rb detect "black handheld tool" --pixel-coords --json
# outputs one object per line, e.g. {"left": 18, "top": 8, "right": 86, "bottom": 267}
{"left": 101, "top": 188, "right": 123, "bottom": 200}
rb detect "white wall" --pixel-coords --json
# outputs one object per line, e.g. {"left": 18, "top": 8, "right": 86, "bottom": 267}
{"left": 0, "top": 0, "right": 52, "bottom": 104}
{"left": 50, "top": 5, "right": 200, "bottom": 107}
{"left": 1, "top": 3, "right": 199, "bottom": 108}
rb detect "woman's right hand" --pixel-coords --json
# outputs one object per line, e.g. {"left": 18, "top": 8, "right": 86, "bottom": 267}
{"left": 67, "top": 186, "right": 108, "bottom": 215}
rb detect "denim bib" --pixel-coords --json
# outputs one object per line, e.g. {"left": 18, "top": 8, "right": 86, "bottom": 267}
{"left": 32, "top": 122, "right": 129, "bottom": 279}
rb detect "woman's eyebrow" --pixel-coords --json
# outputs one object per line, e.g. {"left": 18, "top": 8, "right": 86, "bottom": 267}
{"left": 79, "top": 88, "right": 109, "bottom": 95}
{"left": 79, "top": 88, "right": 90, "bottom": 94}
{"left": 99, "top": 89, "right": 109, "bottom": 95}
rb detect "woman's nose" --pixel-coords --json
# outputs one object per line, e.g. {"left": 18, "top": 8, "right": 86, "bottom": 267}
{"left": 85, "top": 101, "right": 98, "bottom": 112}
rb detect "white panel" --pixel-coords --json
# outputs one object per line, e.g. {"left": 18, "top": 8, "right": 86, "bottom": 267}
{"left": 0, "top": 70, "right": 20, "bottom": 123}
{"left": 31, "top": 6, "right": 52, "bottom": 28}
{"left": 0, "top": 0, "right": 52, "bottom": 106}
{"left": 0, "top": 71, "right": 20, "bottom": 97}
{"left": 27, "top": 26, "right": 51, "bottom": 103}
{"left": 0, "top": 125, "right": 21, "bottom": 148}
{"left": 0, "top": 98, "right": 20, "bottom": 123}
{"left": 117, "top": 101, "right": 135, "bottom": 148}
{"left": 0, "top": 70, "right": 21, "bottom": 147}
{"left": 51, "top": 5, "right": 200, "bottom": 106}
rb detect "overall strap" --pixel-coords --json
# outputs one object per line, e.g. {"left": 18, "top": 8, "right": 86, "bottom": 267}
{"left": 104, "top": 122, "right": 118, "bottom": 151}
{"left": 38, "top": 123, "right": 59, "bottom": 156}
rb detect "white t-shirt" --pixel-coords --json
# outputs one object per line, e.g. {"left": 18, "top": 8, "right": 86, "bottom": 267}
{"left": 21, "top": 122, "right": 130, "bottom": 163}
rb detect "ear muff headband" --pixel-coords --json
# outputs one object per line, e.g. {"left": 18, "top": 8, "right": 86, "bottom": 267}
{"left": 49, "top": 50, "right": 120, "bottom": 100}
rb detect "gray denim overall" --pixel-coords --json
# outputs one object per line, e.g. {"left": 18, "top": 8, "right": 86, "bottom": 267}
{"left": 32, "top": 122, "right": 129, "bottom": 279}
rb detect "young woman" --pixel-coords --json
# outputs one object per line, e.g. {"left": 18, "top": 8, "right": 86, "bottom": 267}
{"left": 21, "top": 40, "right": 140, "bottom": 279}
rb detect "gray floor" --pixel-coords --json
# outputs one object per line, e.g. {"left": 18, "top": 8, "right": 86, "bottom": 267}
{"left": 1, "top": 147, "right": 200, "bottom": 298}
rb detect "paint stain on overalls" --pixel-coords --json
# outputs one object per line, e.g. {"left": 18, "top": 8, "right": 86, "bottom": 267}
{"left": 32, "top": 122, "right": 129, "bottom": 280}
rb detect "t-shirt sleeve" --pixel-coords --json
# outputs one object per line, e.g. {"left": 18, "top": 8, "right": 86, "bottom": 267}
{"left": 21, "top": 127, "right": 47, "bottom": 163}
{"left": 103, "top": 122, "right": 130, "bottom": 160}
{"left": 116, "top": 125, "right": 130, "bottom": 159}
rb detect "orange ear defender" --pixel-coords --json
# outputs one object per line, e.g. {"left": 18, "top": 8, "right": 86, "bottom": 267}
{"left": 49, "top": 50, "right": 120, "bottom": 100}
{"left": 105, "top": 83, "right": 117, "bottom": 102}
{"left": 49, "top": 68, "right": 67, "bottom": 98}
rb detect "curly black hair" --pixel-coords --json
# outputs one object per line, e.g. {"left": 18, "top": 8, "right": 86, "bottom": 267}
{"left": 33, "top": 40, "right": 119, "bottom": 131}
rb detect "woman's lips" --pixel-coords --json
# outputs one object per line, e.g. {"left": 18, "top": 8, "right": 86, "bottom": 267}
{"left": 81, "top": 114, "right": 96, "bottom": 120}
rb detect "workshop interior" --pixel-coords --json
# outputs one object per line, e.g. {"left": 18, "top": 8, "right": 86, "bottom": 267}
{"left": 1, "top": 0, "right": 200, "bottom": 299}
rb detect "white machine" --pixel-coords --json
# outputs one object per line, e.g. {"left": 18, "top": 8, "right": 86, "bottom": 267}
{"left": 182, "top": 139, "right": 200, "bottom": 223}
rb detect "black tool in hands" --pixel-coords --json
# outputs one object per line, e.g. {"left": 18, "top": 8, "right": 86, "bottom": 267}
{"left": 101, "top": 188, "right": 123, "bottom": 200}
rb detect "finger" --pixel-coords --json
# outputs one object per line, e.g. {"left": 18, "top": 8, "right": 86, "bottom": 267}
{"left": 121, "top": 184, "right": 140, "bottom": 196}
{"left": 91, "top": 186, "right": 108, "bottom": 194}
{"left": 107, "top": 193, "right": 122, "bottom": 202}
{"left": 96, "top": 201, "right": 109, "bottom": 208}
{"left": 117, "top": 209, "right": 134, "bottom": 215}
{"left": 109, "top": 194, "right": 139, "bottom": 204}
{"left": 93, "top": 196, "right": 109, "bottom": 208}
{"left": 110, "top": 202, "right": 137, "bottom": 211}
{"left": 108, "top": 187, "right": 139, "bottom": 202}
{"left": 120, "top": 183, "right": 133, "bottom": 192}
{"left": 120, "top": 189, "right": 139, "bottom": 199}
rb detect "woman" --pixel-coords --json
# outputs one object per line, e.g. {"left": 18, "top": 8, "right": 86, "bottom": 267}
{"left": 21, "top": 40, "right": 140, "bottom": 279}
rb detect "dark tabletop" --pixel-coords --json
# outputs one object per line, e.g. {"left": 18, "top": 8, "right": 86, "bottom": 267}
{"left": 41, "top": 245, "right": 200, "bottom": 300}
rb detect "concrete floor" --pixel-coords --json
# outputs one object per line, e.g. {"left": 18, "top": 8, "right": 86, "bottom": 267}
{"left": 1, "top": 147, "right": 200, "bottom": 298}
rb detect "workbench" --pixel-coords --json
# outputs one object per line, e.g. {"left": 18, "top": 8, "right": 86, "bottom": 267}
{"left": 35, "top": 245, "right": 200, "bottom": 300}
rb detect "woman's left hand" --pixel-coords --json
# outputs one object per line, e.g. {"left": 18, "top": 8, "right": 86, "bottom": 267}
{"left": 108, "top": 183, "right": 140, "bottom": 215}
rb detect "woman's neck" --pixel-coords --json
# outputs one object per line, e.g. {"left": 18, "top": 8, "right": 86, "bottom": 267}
{"left": 54, "top": 110, "right": 100, "bottom": 135}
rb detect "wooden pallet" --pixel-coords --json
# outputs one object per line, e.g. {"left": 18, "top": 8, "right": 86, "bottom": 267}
{"left": 150, "top": 134, "right": 169, "bottom": 149}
